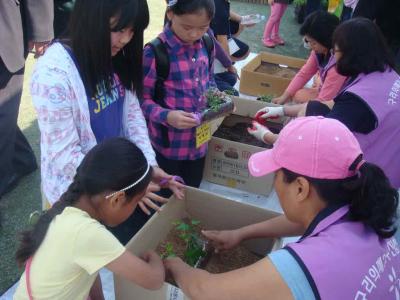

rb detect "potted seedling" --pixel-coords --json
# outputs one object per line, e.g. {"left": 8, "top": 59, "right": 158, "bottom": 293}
{"left": 159, "top": 219, "right": 211, "bottom": 268}
{"left": 256, "top": 94, "right": 275, "bottom": 103}
{"left": 193, "top": 88, "right": 234, "bottom": 124}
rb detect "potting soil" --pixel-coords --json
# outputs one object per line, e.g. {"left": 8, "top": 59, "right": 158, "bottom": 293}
{"left": 213, "top": 117, "right": 283, "bottom": 148}
{"left": 255, "top": 61, "right": 299, "bottom": 79}
{"left": 156, "top": 218, "right": 263, "bottom": 282}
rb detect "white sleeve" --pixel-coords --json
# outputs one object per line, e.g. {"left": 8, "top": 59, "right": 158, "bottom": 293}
{"left": 30, "top": 61, "right": 85, "bottom": 204}
{"left": 123, "top": 91, "right": 157, "bottom": 166}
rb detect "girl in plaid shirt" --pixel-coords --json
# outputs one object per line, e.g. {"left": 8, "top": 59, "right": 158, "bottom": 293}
{"left": 142, "top": 0, "right": 216, "bottom": 191}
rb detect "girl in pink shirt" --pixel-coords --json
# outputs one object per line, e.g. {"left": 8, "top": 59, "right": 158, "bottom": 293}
{"left": 273, "top": 11, "right": 347, "bottom": 105}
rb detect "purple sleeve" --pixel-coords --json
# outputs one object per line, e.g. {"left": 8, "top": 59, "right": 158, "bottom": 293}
{"left": 208, "top": 28, "right": 232, "bottom": 68}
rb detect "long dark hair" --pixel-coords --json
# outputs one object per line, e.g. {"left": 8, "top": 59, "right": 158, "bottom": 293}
{"left": 300, "top": 11, "right": 339, "bottom": 50}
{"left": 68, "top": 0, "right": 149, "bottom": 98}
{"left": 282, "top": 159, "right": 398, "bottom": 239}
{"left": 16, "top": 138, "right": 152, "bottom": 266}
{"left": 333, "top": 18, "right": 396, "bottom": 77}
{"left": 168, "top": 0, "right": 215, "bottom": 19}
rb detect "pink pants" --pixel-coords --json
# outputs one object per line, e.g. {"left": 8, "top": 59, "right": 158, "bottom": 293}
{"left": 263, "top": 3, "right": 288, "bottom": 41}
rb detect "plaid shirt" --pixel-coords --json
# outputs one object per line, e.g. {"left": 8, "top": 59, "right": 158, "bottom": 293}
{"left": 141, "top": 25, "right": 215, "bottom": 160}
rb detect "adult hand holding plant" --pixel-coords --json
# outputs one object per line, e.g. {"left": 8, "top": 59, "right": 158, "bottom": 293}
{"left": 202, "top": 229, "right": 242, "bottom": 253}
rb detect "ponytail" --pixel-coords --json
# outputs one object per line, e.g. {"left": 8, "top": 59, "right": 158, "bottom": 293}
{"left": 16, "top": 179, "right": 82, "bottom": 267}
{"left": 282, "top": 163, "right": 399, "bottom": 239}
{"left": 348, "top": 162, "right": 398, "bottom": 238}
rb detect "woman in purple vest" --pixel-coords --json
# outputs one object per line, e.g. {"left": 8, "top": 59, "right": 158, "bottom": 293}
{"left": 253, "top": 18, "right": 400, "bottom": 188}
{"left": 164, "top": 116, "right": 399, "bottom": 300}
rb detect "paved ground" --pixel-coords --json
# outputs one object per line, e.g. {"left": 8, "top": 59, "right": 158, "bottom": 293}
{"left": 0, "top": 0, "right": 307, "bottom": 294}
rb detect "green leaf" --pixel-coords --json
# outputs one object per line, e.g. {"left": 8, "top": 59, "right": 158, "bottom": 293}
{"left": 176, "top": 222, "right": 190, "bottom": 232}
{"left": 191, "top": 219, "right": 201, "bottom": 226}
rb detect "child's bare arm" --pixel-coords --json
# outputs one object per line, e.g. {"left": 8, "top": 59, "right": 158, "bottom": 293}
{"left": 106, "top": 250, "right": 165, "bottom": 290}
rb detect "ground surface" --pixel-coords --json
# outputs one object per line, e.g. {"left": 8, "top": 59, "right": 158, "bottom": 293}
{"left": 0, "top": 1, "right": 309, "bottom": 293}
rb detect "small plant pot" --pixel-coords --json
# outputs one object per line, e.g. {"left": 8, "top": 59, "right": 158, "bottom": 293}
{"left": 194, "top": 89, "right": 234, "bottom": 124}
{"left": 200, "top": 100, "right": 235, "bottom": 123}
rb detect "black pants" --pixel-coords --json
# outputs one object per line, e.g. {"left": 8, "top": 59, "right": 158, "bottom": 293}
{"left": 156, "top": 151, "right": 206, "bottom": 198}
{"left": 215, "top": 71, "right": 239, "bottom": 95}
{"left": 0, "top": 58, "right": 37, "bottom": 197}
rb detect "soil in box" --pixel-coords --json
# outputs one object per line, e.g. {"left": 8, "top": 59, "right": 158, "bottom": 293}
{"left": 255, "top": 61, "right": 299, "bottom": 79}
{"left": 213, "top": 115, "right": 283, "bottom": 149}
{"left": 156, "top": 218, "right": 262, "bottom": 285}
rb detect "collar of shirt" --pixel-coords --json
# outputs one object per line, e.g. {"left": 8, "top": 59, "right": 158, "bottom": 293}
{"left": 160, "top": 23, "right": 202, "bottom": 55}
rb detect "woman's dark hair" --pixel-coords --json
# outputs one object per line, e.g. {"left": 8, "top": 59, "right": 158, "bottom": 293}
{"left": 168, "top": 0, "right": 215, "bottom": 20}
{"left": 68, "top": 0, "right": 149, "bottom": 98}
{"left": 281, "top": 159, "right": 398, "bottom": 239}
{"left": 16, "top": 138, "right": 152, "bottom": 266}
{"left": 300, "top": 11, "right": 339, "bottom": 50}
{"left": 333, "top": 18, "right": 396, "bottom": 77}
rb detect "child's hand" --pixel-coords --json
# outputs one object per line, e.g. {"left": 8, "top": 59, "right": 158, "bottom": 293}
{"left": 268, "top": 0, "right": 274, "bottom": 5}
{"left": 167, "top": 110, "right": 199, "bottom": 129}
{"left": 139, "top": 182, "right": 168, "bottom": 215}
{"left": 227, "top": 65, "right": 240, "bottom": 79}
{"left": 202, "top": 229, "right": 242, "bottom": 252}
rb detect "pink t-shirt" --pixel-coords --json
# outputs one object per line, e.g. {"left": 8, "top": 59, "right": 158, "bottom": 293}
{"left": 286, "top": 51, "right": 347, "bottom": 101}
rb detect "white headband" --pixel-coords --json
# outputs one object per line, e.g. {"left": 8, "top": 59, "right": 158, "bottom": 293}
{"left": 105, "top": 163, "right": 151, "bottom": 199}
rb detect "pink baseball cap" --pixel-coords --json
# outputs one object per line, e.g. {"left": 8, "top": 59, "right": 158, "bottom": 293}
{"left": 248, "top": 117, "right": 363, "bottom": 179}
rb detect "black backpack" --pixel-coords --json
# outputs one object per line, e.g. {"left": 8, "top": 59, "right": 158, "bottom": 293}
{"left": 146, "top": 34, "right": 214, "bottom": 147}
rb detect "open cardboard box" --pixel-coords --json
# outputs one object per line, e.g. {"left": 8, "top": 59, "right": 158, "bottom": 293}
{"left": 239, "top": 52, "right": 306, "bottom": 96}
{"left": 203, "top": 97, "right": 288, "bottom": 196}
{"left": 114, "top": 187, "right": 282, "bottom": 300}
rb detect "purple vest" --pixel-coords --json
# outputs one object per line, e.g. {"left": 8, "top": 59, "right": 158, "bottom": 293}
{"left": 341, "top": 70, "right": 400, "bottom": 188}
{"left": 287, "top": 205, "right": 400, "bottom": 300}
{"left": 314, "top": 51, "right": 337, "bottom": 89}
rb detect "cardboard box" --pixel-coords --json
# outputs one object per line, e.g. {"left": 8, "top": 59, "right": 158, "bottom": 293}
{"left": 239, "top": 52, "right": 306, "bottom": 96}
{"left": 114, "top": 187, "right": 282, "bottom": 300}
{"left": 203, "top": 97, "right": 287, "bottom": 196}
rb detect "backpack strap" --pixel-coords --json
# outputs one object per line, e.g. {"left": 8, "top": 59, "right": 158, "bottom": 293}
{"left": 202, "top": 33, "right": 214, "bottom": 71}
{"left": 146, "top": 37, "right": 170, "bottom": 107}
{"left": 146, "top": 38, "right": 171, "bottom": 147}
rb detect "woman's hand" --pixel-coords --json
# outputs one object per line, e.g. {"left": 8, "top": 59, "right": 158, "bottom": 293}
{"left": 247, "top": 122, "right": 272, "bottom": 143}
{"left": 139, "top": 182, "right": 168, "bottom": 215}
{"left": 167, "top": 110, "right": 198, "bottom": 129}
{"left": 202, "top": 229, "right": 242, "bottom": 252}
{"left": 255, "top": 106, "right": 285, "bottom": 119}
{"left": 272, "top": 94, "right": 289, "bottom": 105}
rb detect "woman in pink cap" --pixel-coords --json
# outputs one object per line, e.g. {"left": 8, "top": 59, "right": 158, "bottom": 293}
{"left": 164, "top": 116, "right": 399, "bottom": 300}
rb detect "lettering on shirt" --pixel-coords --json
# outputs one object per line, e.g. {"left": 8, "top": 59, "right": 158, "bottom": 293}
{"left": 388, "top": 79, "right": 400, "bottom": 105}
{"left": 92, "top": 75, "right": 125, "bottom": 114}
{"left": 354, "top": 238, "right": 400, "bottom": 299}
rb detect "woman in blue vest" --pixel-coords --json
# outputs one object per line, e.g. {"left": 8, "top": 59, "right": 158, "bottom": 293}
{"left": 165, "top": 116, "right": 399, "bottom": 300}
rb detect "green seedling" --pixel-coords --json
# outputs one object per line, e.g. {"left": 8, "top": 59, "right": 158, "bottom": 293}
{"left": 173, "top": 219, "right": 206, "bottom": 267}
{"left": 161, "top": 242, "right": 176, "bottom": 259}
{"left": 223, "top": 89, "right": 236, "bottom": 96}
{"left": 257, "top": 94, "right": 275, "bottom": 103}
{"left": 206, "top": 89, "right": 226, "bottom": 112}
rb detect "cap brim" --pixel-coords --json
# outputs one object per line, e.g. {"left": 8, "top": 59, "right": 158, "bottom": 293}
{"left": 248, "top": 149, "right": 281, "bottom": 177}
